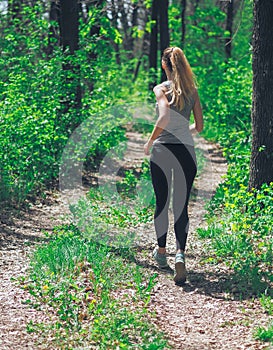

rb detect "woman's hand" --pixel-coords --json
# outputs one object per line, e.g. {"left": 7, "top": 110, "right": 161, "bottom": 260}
{"left": 144, "top": 140, "right": 153, "bottom": 155}
{"left": 189, "top": 123, "right": 197, "bottom": 135}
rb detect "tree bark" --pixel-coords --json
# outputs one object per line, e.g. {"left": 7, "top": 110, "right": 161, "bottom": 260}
{"left": 59, "top": 0, "right": 81, "bottom": 117}
{"left": 117, "top": 0, "right": 131, "bottom": 57}
{"left": 59, "top": 0, "right": 79, "bottom": 54}
{"left": 225, "top": 0, "right": 233, "bottom": 59}
{"left": 159, "top": 0, "right": 169, "bottom": 82}
{"left": 110, "top": 0, "right": 121, "bottom": 65}
{"left": 127, "top": 1, "right": 138, "bottom": 57}
{"left": 248, "top": 0, "right": 273, "bottom": 190}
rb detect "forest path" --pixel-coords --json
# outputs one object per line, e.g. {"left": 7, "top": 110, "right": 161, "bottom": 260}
{"left": 128, "top": 134, "right": 270, "bottom": 350}
{"left": 0, "top": 132, "right": 271, "bottom": 349}
{"left": 113, "top": 131, "right": 271, "bottom": 350}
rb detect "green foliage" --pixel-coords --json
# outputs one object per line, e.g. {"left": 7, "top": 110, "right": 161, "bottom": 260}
{"left": 232, "top": 0, "right": 253, "bottom": 59}
{"left": 254, "top": 322, "right": 273, "bottom": 343}
{"left": 186, "top": 5, "right": 226, "bottom": 63}
{"left": 260, "top": 295, "right": 273, "bottom": 316}
{"left": 21, "top": 225, "right": 168, "bottom": 348}
{"left": 0, "top": 2, "right": 151, "bottom": 205}
{"left": 196, "top": 54, "right": 272, "bottom": 294}
{"left": 198, "top": 59, "right": 252, "bottom": 144}
{"left": 0, "top": 56, "right": 62, "bottom": 203}
{"left": 70, "top": 170, "right": 154, "bottom": 248}
{"left": 198, "top": 167, "right": 273, "bottom": 290}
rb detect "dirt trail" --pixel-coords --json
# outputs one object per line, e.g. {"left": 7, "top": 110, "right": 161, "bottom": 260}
{"left": 0, "top": 133, "right": 272, "bottom": 350}
{"left": 123, "top": 133, "right": 271, "bottom": 350}
{"left": 0, "top": 198, "right": 71, "bottom": 349}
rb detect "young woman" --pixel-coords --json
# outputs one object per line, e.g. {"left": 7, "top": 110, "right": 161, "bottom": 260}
{"left": 144, "top": 47, "right": 203, "bottom": 285}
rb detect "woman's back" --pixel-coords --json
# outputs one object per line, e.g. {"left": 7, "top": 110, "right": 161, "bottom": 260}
{"left": 154, "top": 80, "right": 195, "bottom": 145}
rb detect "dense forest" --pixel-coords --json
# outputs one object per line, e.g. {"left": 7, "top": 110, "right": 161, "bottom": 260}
{"left": 0, "top": 0, "right": 272, "bottom": 348}
{"left": 0, "top": 0, "right": 254, "bottom": 203}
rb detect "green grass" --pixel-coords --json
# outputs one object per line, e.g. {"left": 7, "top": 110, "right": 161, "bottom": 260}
{"left": 254, "top": 322, "right": 273, "bottom": 344}
{"left": 260, "top": 295, "right": 273, "bottom": 316}
{"left": 20, "top": 224, "right": 169, "bottom": 349}
{"left": 253, "top": 295, "right": 273, "bottom": 344}
{"left": 197, "top": 178, "right": 273, "bottom": 293}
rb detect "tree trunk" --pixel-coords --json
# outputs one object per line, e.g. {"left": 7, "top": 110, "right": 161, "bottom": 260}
{"left": 248, "top": 0, "right": 273, "bottom": 190}
{"left": 181, "top": 0, "right": 186, "bottom": 48}
{"left": 133, "top": 5, "right": 150, "bottom": 82}
{"left": 85, "top": 0, "right": 105, "bottom": 92}
{"left": 59, "top": 0, "right": 81, "bottom": 118}
{"left": 149, "top": 0, "right": 159, "bottom": 88}
{"left": 110, "top": 0, "right": 121, "bottom": 65}
{"left": 225, "top": 0, "right": 233, "bottom": 59}
{"left": 118, "top": 0, "right": 130, "bottom": 54}
{"left": 59, "top": 0, "right": 79, "bottom": 53}
{"left": 159, "top": 0, "right": 169, "bottom": 82}
{"left": 127, "top": 2, "right": 138, "bottom": 57}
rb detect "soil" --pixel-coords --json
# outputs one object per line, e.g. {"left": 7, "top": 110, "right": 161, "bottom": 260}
{"left": 0, "top": 132, "right": 272, "bottom": 350}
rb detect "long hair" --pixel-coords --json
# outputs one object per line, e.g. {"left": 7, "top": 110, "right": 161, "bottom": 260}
{"left": 162, "top": 47, "right": 196, "bottom": 111}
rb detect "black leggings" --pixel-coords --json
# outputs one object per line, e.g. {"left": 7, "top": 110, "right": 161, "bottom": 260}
{"left": 150, "top": 143, "right": 197, "bottom": 251}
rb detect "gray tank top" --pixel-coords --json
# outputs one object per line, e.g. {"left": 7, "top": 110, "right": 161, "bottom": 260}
{"left": 153, "top": 81, "right": 195, "bottom": 146}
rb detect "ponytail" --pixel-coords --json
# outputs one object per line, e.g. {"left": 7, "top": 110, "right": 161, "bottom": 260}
{"left": 162, "top": 47, "right": 196, "bottom": 111}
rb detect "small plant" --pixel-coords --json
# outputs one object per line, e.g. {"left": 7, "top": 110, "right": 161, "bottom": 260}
{"left": 260, "top": 294, "right": 273, "bottom": 315}
{"left": 254, "top": 322, "right": 273, "bottom": 343}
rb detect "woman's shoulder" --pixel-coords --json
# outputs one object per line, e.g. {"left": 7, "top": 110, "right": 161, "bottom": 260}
{"left": 161, "top": 80, "right": 172, "bottom": 88}
{"left": 153, "top": 82, "right": 169, "bottom": 99}
{"left": 153, "top": 81, "right": 171, "bottom": 92}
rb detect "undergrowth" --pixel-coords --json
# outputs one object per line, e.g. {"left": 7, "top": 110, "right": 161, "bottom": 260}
{"left": 20, "top": 224, "right": 168, "bottom": 349}
{"left": 197, "top": 59, "right": 273, "bottom": 344}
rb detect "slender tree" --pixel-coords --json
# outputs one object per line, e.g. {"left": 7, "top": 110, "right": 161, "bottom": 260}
{"left": 133, "top": 2, "right": 150, "bottom": 82}
{"left": 59, "top": 0, "right": 79, "bottom": 54}
{"left": 159, "top": 0, "right": 169, "bottom": 82}
{"left": 225, "top": 0, "right": 233, "bottom": 59}
{"left": 248, "top": 0, "right": 273, "bottom": 190}
{"left": 110, "top": 0, "right": 121, "bottom": 65}
{"left": 149, "top": 0, "right": 159, "bottom": 88}
{"left": 128, "top": 1, "right": 139, "bottom": 56}
{"left": 118, "top": 0, "right": 130, "bottom": 52}
{"left": 149, "top": 0, "right": 169, "bottom": 86}
{"left": 59, "top": 0, "right": 81, "bottom": 117}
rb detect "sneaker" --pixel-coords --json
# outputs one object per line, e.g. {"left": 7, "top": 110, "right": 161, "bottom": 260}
{"left": 152, "top": 247, "right": 169, "bottom": 269}
{"left": 174, "top": 253, "right": 187, "bottom": 285}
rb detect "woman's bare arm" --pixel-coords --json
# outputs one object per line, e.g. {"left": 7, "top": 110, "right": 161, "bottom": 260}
{"left": 190, "top": 89, "right": 204, "bottom": 133}
{"left": 144, "top": 85, "right": 170, "bottom": 155}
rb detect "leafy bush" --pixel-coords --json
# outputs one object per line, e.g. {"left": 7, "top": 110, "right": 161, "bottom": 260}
{"left": 198, "top": 182, "right": 273, "bottom": 290}
{"left": 196, "top": 57, "right": 272, "bottom": 294}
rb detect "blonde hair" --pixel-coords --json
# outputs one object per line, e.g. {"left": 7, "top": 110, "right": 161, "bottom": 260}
{"left": 162, "top": 47, "right": 196, "bottom": 111}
